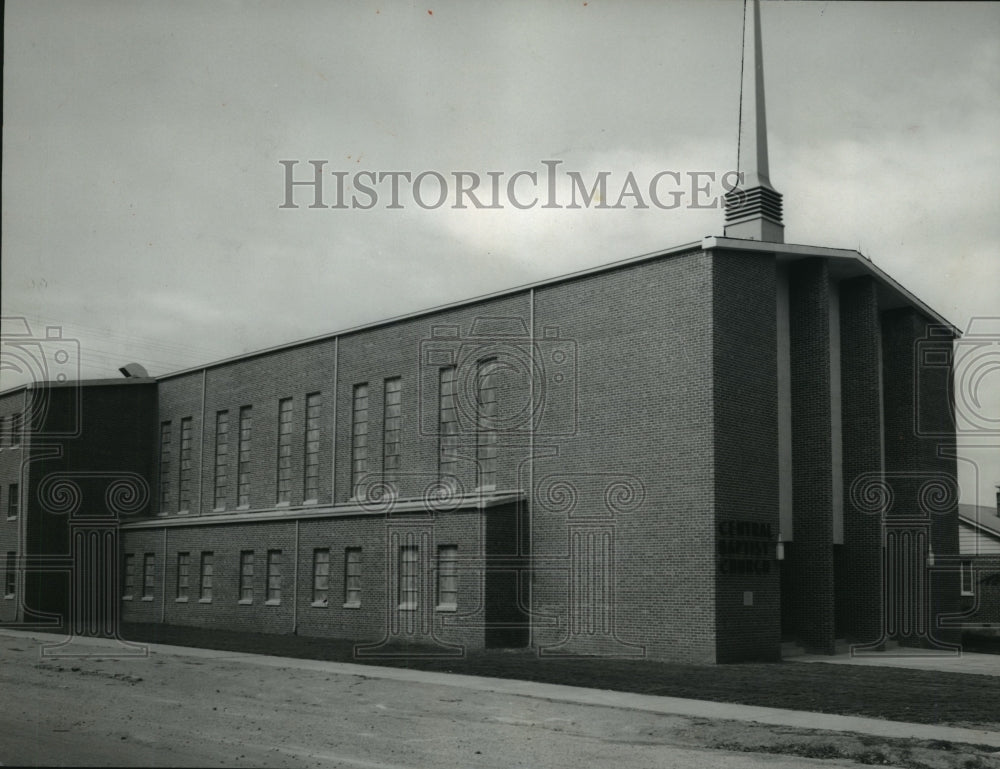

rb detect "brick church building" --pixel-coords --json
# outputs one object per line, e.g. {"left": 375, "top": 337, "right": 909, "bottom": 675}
{"left": 0, "top": 1, "right": 963, "bottom": 662}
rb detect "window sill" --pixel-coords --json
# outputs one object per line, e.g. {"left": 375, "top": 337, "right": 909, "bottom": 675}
{"left": 198, "top": 598, "right": 212, "bottom": 604}
{"left": 265, "top": 599, "right": 281, "bottom": 606}
{"left": 177, "top": 510, "right": 190, "bottom": 516}
{"left": 435, "top": 603, "right": 457, "bottom": 613}
{"left": 213, "top": 507, "right": 226, "bottom": 513}
{"left": 238, "top": 599, "right": 253, "bottom": 605}
{"left": 175, "top": 597, "right": 189, "bottom": 603}
{"left": 141, "top": 596, "right": 154, "bottom": 602}
{"left": 122, "top": 595, "right": 133, "bottom": 601}
{"left": 398, "top": 602, "right": 417, "bottom": 611}
{"left": 310, "top": 600, "right": 328, "bottom": 608}
{"left": 342, "top": 601, "right": 361, "bottom": 609}
{"left": 961, "top": 591, "right": 975, "bottom": 597}
{"left": 3, "top": 594, "right": 14, "bottom": 600}
{"left": 474, "top": 484, "right": 497, "bottom": 493}
{"left": 6, "top": 516, "right": 17, "bottom": 521}
{"left": 276, "top": 501, "right": 290, "bottom": 508}
{"left": 237, "top": 505, "right": 250, "bottom": 511}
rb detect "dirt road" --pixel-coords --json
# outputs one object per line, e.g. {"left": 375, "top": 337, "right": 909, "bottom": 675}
{"left": 0, "top": 635, "right": 993, "bottom": 768}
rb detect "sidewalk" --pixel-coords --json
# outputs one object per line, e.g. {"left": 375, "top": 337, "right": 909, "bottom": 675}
{"left": 791, "top": 648, "right": 1000, "bottom": 677}
{"left": 4, "top": 628, "right": 1000, "bottom": 750}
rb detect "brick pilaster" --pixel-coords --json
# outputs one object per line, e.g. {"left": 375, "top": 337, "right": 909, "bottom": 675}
{"left": 838, "top": 276, "right": 884, "bottom": 644}
{"left": 787, "top": 258, "right": 835, "bottom": 653}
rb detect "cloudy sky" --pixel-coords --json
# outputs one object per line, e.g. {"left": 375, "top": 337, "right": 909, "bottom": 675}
{"left": 2, "top": 0, "right": 998, "bottom": 504}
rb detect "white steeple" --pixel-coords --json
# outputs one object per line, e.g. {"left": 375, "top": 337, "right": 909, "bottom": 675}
{"left": 724, "top": 0, "right": 784, "bottom": 243}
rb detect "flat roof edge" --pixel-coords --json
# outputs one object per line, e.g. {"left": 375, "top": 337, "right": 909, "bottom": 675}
{"left": 157, "top": 239, "right": 704, "bottom": 380}
{"left": 120, "top": 491, "right": 526, "bottom": 528}
{"left": 0, "top": 377, "right": 157, "bottom": 398}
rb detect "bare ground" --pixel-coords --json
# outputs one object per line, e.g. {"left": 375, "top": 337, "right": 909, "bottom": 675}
{"left": 1, "top": 635, "right": 999, "bottom": 768}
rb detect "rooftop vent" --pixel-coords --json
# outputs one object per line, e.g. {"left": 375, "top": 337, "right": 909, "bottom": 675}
{"left": 119, "top": 363, "right": 149, "bottom": 378}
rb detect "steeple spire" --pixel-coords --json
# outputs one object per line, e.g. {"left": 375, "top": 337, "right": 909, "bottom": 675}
{"left": 725, "top": 0, "right": 784, "bottom": 243}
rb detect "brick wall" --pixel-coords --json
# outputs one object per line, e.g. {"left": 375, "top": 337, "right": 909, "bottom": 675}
{"left": 122, "top": 507, "right": 496, "bottom": 652}
{"left": 881, "top": 308, "right": 960, "bottom": 648}
{"left": 334, "top": 294, "right": 531, "bottom": 505}
{"left": 711, "top": 249, "right": 780, "bottom": 662}
{"left": 786, "top": 258, "right": 836, "bottom": 654}
{"left": 837, "top": 277, "right": 885, "bottom": 645}
{"left": 155, "top": 372, "right": 203, "bottom": 515}
{"left": 531, "top": 248, "right": 717, "bottom": 662}
{"left": 962, "top": 564, "right": 1000, "bottom": 625}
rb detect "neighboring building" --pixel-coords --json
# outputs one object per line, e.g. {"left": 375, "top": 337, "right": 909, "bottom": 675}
{"left": 0, "top": 1, "right": 964, "bottom": 662}
{"left": 0, "top": 375, "right": 156, "bottom": 633}
{"left": 958, "top": 496, "right": 1000, "bottom": 627}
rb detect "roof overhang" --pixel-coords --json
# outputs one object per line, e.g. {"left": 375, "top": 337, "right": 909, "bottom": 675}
{"left": 703, "top": 236, "right": 960, "bottom": 336}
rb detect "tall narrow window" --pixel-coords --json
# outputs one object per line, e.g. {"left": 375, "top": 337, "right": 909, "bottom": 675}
{"left": 437, "top": 545, "right": 458, "bottom": 610}
{"left": 351, "top": 384, "right": 369, "bottom": 496}
{"left": 266, "top": 549, "right": 282, "bottom": 603}
{"left": 439, "top": 367, "right": 458, "bottom": 482}
{"left": 312, "top": 548, "right": 330, "bottom": 605}
{"left": 199, "top": 552, "right": 214, "bottom": 601}
{"left": 122, "top": 554, "right": 135, "bottom": 599}
{"left": 176, "top": 552, "right": 190, "bottom": 599}
{"left": 213, "top": 410, "right": 229, "bottom": 510}
{"left": 239, "top": 550, "right": 254, "bottom": 603}
{"left": 961, "top": 560, "right": 975, "bottom": 596}
{"left": 7, "top": 484, "right": 18, "bottom": 519}
{"left": 398, "top": 545, "right": 419, "bottom": 609}
{"left": 303, "top": 393, "right": 322, "bottom": 502}
{"left": 4, "top": 552, "right": 16, "bottom": 598}
{"left": 158, "top": 422, "right": 172, "bottom": 512}
{"left": 344, "top": 547, "right": 362, "bottom": 607}
{"left": 142, "top": 553, "right": 156, "bottom": 599}
{"left": 238, "top": 406, "right": 253, "bottom": 508}
{"left": 178, "top": 417, "right": 193, "bottom": 511}
{"left": 276, "top": 398, "right": 293, "bottom": 504}
{"left": 10, "top": 413, "right": 21, "bottom": 447}
{"left": 0, "top": 417, "right": 6, "bottom": 448}
{"left": 476, "top": 359, "right": 498, "bottom": 489}
{"left": 383, "top": 378, "right": 402, "bottom": 483}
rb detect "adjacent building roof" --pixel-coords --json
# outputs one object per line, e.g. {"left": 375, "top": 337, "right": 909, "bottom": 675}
{"left": 959, "top": 502, "right": 1000, "bottom": 543}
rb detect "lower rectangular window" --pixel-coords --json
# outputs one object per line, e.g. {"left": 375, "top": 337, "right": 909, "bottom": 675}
{"left": 239, "top": 550, "right": 254, "bottom": 603}
{"left": 142, "top": 553, "right": 156, "bottom": 599}
{"left": 122, "top": 553, "right": 135, "bottom": 599}
{"left": 399, "top": 545, "right": 418, "bottom": 610}
{"left": 961, "top": 559, "right": 975, "bottom": 596}
{"left": 176, "top": 552, "right": 190, "bottom": 600}
{"left": 344, "top": 547, "right": 362, "bottom": 607}
{"left": 200, "top": 551, "right": 214, "bottom": 601}
{"left": 312, "top": 548, "right": 330, "bottom": 605}
{"left": 4, "top": 552, "right": 15, "bottom": 598}
{"left": 436, "top": 545, "right": 458, "bottom": 610}
{"left": 267, "top": 549, "right": 282, "bottom": 603}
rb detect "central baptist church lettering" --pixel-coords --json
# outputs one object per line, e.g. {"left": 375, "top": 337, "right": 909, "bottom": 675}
{"left": 718, "top": 520, "right": 775, "bottom": 575}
